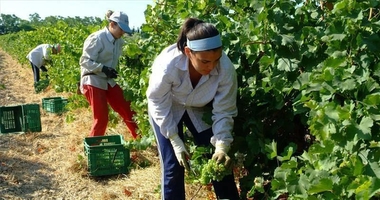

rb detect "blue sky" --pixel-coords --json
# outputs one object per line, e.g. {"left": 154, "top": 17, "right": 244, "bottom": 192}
{"left": 0, "top": 0, "right": 153, "bottom": 28}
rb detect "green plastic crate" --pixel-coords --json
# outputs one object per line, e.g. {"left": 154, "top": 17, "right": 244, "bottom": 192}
{"left": 0, "top": 105, "right": 23, "bottom": 133}
{"left": 42, "top": 97, "right": 68, "bottom": 113}
{"left": 0, "top": 104, "right": 41, "bottom": 134}
{"left": 22, "top": 104, "right": 42, "bottom": 132}
{"left": 84, "top": 135, "right": 130, "bottom": 176}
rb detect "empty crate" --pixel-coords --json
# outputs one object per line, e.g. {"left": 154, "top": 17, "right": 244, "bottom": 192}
{"left": 22, "top": 104, "right": 42, "bottom": 132}
{"left": 0, "top": 104, "right": 41, "bottom": 134}
{"left": 84, "top": 135, "right": 130, "bottom": 176}
{"left": 42, "top": 97, "right": 68, "bottom": 114}
{"left": 0, "top": 105, "right": 22, "bottom": 133}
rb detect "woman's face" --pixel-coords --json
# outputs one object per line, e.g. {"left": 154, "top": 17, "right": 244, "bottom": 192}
{"left": 185, "top": 47, "right": 222, "bottom": 75}
{"left": 109, "top": 22, "right": 125, "bottom": 39}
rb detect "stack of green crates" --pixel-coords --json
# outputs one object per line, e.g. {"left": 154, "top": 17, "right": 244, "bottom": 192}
{"left": 0, "top": 104, "right": 42, "bottom": 134}
{"left": 84, "top": 135, "right": 130, "bottom": 176}
{"left": 42, "top": 97, "right": 68, "bottom": 114}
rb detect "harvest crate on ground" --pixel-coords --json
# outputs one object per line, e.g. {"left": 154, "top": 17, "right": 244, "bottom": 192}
{"left": 42, "top": 97, "right": 68, "bottom": 114}
{"left": 21, "top": 104, "right": 42, "bottom": 132}
{"left": 84, "top": 135, "right": 131, "bottom": 176}
{"left": 0, "top": 105, "right": 22, "bottom": 133}
{"left": 0, "top": 104, "right": 41, "bottom": 134}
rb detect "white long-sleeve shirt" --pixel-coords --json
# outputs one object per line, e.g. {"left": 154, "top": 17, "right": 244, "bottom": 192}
{"left": 147, "top": 44, "right": 237, "bottom": 147}
{"left": 79, "top": 27, "right": 124, "bottom": 92}
{"left": 26, "top": 44, "right": 53, "bottom": 68}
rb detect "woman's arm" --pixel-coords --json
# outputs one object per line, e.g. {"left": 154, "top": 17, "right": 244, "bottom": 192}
{"left": 79, "top": 34, "right": 104, "bottom": 72}
{"left": 210, "top": 55, "right": 238, "bottom": 148}
{"left": 146, "top": 62, "right": 178, "bottom": 139}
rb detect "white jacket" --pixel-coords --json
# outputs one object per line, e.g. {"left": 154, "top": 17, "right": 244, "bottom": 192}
{"left": 147, "top": 44, "right": 238, "bottom": 147}
{"left": 26, "top": 44, "right": 53, "bottom": 68}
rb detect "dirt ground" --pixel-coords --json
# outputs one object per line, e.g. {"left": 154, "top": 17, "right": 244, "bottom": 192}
{"left": 0, "top": 49, "right": 212, "bottom": 200}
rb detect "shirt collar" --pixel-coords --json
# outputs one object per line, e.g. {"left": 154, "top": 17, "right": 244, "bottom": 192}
{"left": 105, "top": 28, "right": 116, "bottom": 44}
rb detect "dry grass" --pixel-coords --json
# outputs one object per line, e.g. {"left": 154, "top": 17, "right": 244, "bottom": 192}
{"left": 0, "top": 49, "right": 212, "bottom": 200}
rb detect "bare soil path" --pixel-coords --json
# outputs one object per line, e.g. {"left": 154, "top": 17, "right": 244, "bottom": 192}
{"left": 0, "top": 49, "right": 209, "bottom": 200}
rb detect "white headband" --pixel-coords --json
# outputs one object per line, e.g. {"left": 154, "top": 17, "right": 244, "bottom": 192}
{"left": 187, "top": 34, "right": 222, "bottom": 51}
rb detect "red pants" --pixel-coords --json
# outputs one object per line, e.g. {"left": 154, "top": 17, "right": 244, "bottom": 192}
{"left": 83, "top": 84, "right": 138, "bottom": 138}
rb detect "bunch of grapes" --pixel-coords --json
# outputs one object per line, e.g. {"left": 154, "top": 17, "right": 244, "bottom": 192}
{"left": 199, "top": 159, "right": 232, "bottom": 185}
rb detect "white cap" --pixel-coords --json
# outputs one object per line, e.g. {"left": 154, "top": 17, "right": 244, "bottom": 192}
{"left": 109, "top": 11, "right": 132, "bottom": 33}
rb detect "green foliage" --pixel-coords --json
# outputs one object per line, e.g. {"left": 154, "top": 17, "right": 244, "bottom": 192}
{"left": 0, "top": 13, "right": 103, "bottom": 35}
{"left": 33, "top": 79, "right": 49, "bottom": 93}
{"left": 186, "top": 145, "right": 213, "bottom": 181}
{"left": 199, "top": 159, "right": 232, "bottom": 185}
{"left": 1, "top": 0, "right": 380, "bottom": 199}
{"left": 124, "top": 134, "right": 156, "bottom": 150}
{"left": 0, "top": 14, "right": 35, "bottom": 34}
{"left": 186, "top": 145, "right": 232, "bottom": 185}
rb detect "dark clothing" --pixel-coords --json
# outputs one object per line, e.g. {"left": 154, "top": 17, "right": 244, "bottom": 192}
{"left": 30, "top": 62, "right": 47, "bottom": 83}
{"left": 150, "top": 111, "right": 240, "bottom": 200}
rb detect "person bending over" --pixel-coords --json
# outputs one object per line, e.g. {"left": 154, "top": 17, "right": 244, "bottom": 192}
{"left": 147, "top": 18, "right": 240, "bottom": 200}
{"left": 26, "top": 43, "right": 61, "bottom": 83}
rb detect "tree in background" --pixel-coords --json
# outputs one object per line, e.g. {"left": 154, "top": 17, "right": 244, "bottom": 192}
{"left": 0, "top": 14, "right": 34, "bottom": 34}
{"left": 0, "top": 13, "right": 104, "bottom": 35}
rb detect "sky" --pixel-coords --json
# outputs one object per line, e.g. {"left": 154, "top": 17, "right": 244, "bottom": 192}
{"left": 0, "top": 0, "right": 154, "bottom": 28}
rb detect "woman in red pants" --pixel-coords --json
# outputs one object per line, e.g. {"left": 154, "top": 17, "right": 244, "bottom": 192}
{"left": 78, "top": 10, "right": 138, "bottom": 139}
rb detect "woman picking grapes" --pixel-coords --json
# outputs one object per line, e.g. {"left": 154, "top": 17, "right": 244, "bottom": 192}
{"left": 146, "top": 17, "right": 240, "bottom": 200}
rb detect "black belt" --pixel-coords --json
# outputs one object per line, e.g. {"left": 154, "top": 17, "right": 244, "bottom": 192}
{"left": 82, "top": 72, "right": 96, "bottom": 78}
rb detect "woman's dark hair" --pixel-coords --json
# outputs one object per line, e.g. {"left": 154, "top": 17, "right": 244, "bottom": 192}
{"left": 106, "top": 10, "right": 114, "bottom": 20}
{"left": 176, "top": 18, "right": 220, "bottom": 54}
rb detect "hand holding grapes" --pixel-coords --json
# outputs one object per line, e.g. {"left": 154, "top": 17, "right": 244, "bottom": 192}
{"left": 200, "top": 146, "right": 233, "bottom": 185}
{"left": 211, "top": 144, "right": 232, "bottom": 169}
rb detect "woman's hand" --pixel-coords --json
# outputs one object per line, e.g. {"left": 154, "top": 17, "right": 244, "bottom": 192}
{"left": 102, "top": 66, "right": 118, "bottom": 78}
{"left": 169, "top": 134, "right": 190, "bottom": 171}
{"left": 212, "top": 145, "right": 231, "bottom": 168}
